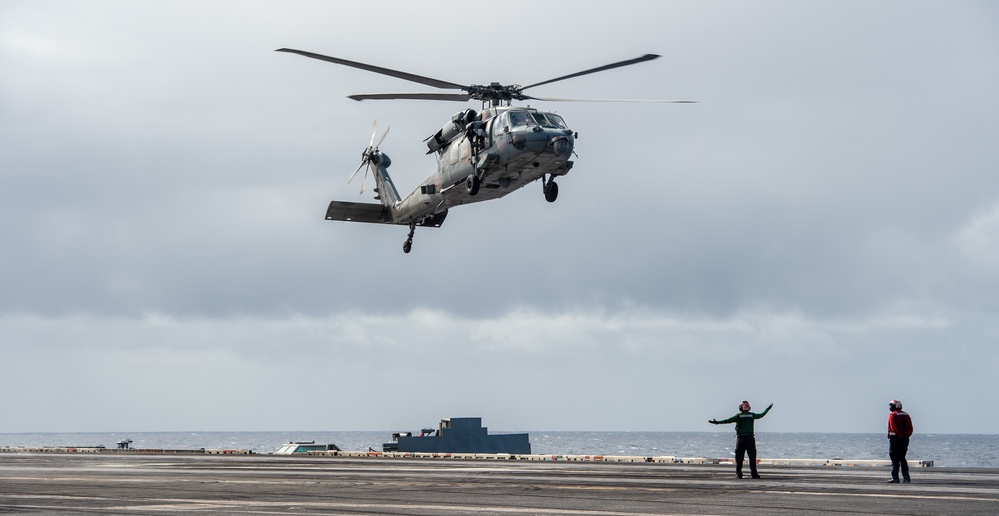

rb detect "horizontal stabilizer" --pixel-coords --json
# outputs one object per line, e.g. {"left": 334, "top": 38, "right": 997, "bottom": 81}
{"left": 325, "top": 201, "right": 392, "bottom": 224}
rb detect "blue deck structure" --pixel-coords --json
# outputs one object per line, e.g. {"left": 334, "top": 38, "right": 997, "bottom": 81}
{"left": 388, "top": 417, "right": 531, "bottom": 454}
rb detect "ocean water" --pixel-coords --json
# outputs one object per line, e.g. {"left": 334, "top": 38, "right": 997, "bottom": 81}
{"left": 1, "top": 431, "right": 996, "bottom": 468}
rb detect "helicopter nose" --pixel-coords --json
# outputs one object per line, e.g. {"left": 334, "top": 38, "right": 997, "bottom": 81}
{"left": 553, "top": 138, "right": 572, "bottom": 156}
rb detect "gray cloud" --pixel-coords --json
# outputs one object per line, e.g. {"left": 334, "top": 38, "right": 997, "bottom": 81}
{"left": 1, "top": 0, "right": 998, "bottom": 434}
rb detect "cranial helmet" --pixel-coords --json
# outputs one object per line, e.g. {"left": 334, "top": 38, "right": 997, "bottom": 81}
{"left": 739, "top": 401, "right": 751, "bottom": 412}
{"left": 889, "top": 399, "right": 902, "bottom": 411}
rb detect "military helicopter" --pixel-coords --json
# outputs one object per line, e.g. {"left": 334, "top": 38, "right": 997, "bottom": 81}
{"left": 277, "top": 48, "right": 693, "bottom": 253}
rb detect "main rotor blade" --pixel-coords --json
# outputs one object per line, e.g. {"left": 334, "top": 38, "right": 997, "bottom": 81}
{"left": 348, "top": 93, "right": 472, "bottom": 102}
{"left": 521, "top": 54, "right": 661, "bottom": 91}
{"left": 276, "top": 48, "right": 467, "bottom": 90}
{"left": 524, "top": 95, "right": 697, "bottom": 103}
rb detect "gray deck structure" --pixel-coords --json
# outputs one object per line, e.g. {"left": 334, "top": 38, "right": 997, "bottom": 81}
{"left": 1, "top": 452, "right": 996, "bottom": 515}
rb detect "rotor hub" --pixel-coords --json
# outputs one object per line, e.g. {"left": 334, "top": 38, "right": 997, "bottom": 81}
{"left": 466, "top": 83, "right": 525, "bottom": 104}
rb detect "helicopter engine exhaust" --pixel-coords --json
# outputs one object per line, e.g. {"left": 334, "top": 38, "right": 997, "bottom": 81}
{"left": 426, "top": 109, "right": 477, "bottom": 153}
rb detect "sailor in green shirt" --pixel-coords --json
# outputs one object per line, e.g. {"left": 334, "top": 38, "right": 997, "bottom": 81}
{"left": 710, "top": 401, "right": 773, "bottom": 478}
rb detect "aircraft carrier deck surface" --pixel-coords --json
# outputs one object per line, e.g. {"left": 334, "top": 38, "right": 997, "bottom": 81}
{"left": 1, "top": 452, "right": 996, "bottom": 515}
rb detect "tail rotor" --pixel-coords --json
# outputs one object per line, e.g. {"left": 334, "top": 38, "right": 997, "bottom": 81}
{"left": 348, "top": 120, "right": 390, "bottom": 195}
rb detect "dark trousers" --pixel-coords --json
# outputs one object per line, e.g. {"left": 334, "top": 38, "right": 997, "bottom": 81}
{"left": 735, "top": 435, "right": 758, "bottom": 476}
{"left": 889, "top": 436, "right": 910, "bottom": 481}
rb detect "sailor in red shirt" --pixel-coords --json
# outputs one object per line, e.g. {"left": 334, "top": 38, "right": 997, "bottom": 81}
{"left": 887, "top": 399, "right": 913, "bottom": 483}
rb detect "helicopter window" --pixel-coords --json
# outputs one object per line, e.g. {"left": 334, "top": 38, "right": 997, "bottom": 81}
{"left": 545, "top": 113, "right": 567, "bottom": 129}
{"left": 495, "top": 112, "right": 509, "bottom": 132}
{"left": 532, "top": 113, "right": 567, "bottom": 129}
{"left": 509, "top": 111, "right": 534, "bottom": 127}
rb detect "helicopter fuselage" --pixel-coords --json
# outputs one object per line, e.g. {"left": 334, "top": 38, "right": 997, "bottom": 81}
{"left": 389, "top": 105, "right": 574, "bottom": 225}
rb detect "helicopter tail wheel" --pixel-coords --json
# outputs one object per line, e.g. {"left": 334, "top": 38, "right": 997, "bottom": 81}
{"left": 465, "top": 174, "right": 480, "bottom": 196}
{"left": 544, "top": 180, "right": 559, "bottom": 203}
{"left": 403, "top": 223, "right": 416, "bottom": 254}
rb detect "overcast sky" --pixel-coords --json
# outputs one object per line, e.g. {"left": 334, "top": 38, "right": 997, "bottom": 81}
{"left": 1, "top": 1, "right": 997, "bottom": 435}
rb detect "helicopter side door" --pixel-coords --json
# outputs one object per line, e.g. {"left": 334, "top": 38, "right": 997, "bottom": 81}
{"left": 446, "top": 140, "right": 461, "bottom": 182}
{"left": 441, "top": 137, "right": 474, "bottom": 187}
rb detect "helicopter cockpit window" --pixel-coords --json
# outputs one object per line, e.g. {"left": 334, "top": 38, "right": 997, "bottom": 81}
{"left": 532, "top": 112, "right": 567, "bottom": 129}
{"left": 509, "top": 111, "right": 534, "bottom": 127}
{"left": 544, "top": 113, "right": 567, "bottom": 129}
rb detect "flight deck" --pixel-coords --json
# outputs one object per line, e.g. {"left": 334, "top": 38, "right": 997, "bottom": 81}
{"left": 1, "top": 451, "right": 995, "bottom": 515}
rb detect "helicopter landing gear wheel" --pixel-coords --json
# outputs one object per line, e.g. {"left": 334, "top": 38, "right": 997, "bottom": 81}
{"left": 465, "top": 174, "right": 480, "bottom": 196}
{"left": 403, "top": 223, "right": 416, "bottom": 254}
{"left": 544, "top": 180, "right": 559, "bottom": 203}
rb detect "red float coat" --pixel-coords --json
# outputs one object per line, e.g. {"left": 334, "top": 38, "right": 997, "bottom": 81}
{"left": 888, "top": 410, "right": 913, "bottom": 439}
